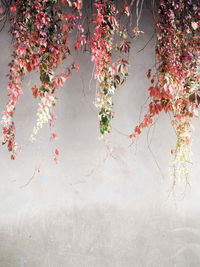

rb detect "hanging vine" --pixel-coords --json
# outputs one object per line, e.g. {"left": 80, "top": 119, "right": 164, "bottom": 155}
{"left": 0, "top": 0, "right": 200, "bottom": 187}
{"left": 90, "top": 0, "right": 132, "bottom": 135}
{"left": 1, "top": 0, "right": 84, "bottom": 161}
{"left": 129, "top": 0, "right": 200, "bottom": 185}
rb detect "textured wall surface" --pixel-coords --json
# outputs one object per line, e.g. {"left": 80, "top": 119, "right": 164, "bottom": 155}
{"left": 0, "top": 6, "right": 200, "bottom": 267}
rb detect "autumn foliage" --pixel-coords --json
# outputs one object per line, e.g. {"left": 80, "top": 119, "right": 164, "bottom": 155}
{"left": 0, "top": 0, "right": 199, "bottom": 182}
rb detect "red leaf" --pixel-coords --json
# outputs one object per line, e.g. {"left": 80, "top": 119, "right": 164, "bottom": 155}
{"left": 31, "top": 85, "right": 38, "bottom": 99}
{"left": 27, "top": 63, "right": 32, "bottom": 72}
{"left": 129, "top": 134, "right": 136, "bottom": 141}
{"left": 10, "top": 6, "right": 16, "bottom": 12}
{"left": 11, "top": 154, "right": 16, "bottom": 160}
{"left": 147, "top": 69, "right": 151, "bottom": 78}
{"left": 135, "top": 126, "right": 141, "bottom": 135}
{"left": 148, "top": 86, "right": 154, "bottom": 97}
{"left": 52, "top": 133, "right": 58, "bottom": 140}
{"left": 124, "top": 1, "right": 130, "bottom": 16}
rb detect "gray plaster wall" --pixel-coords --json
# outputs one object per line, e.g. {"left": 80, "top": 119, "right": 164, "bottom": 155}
{"left": 0, "top": 6, "right": 200, "bottom": 267}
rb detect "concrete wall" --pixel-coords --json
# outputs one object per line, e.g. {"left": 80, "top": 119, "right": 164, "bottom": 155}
{"left": 0, "top": 5, "right": 200, "bottom": 267}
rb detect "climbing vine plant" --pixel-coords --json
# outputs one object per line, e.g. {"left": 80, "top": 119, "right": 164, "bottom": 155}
{"left": 0, "top": 0, "right": 199, "bottom": 186}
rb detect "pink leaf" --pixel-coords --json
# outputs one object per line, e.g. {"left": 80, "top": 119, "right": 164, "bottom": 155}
{"left": 52, "top": 133, "right": 58, "bottom": 140}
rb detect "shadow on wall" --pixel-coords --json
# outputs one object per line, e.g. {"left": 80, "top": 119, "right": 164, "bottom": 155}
{"left": 0, "top": 206, "right": 200, "bottom": 267}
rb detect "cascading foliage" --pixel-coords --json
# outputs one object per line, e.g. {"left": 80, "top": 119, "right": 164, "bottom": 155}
{"left": 129, "top": 0, "right": 200, "bottom": 184}
{"left": 1, "top": 0, "right": 84, "bottom": 162}
{"left": 90, "top": 0, "right": 130, "bottom": 135}
{"left": 0, "top": 0, "right": 200, "bottom": 187}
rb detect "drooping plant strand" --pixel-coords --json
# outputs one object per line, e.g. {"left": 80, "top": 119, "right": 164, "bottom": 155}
{"left": 29, "top": 0, "right": 84, "bottom": 143}
{"left": 1, "top": 0, "right": 34, "bottom": 160}
{"left": 90, "top": 0, "right": 130, "bottom": 135}
{"left": 1, "top": 0, "right": 84, "bottom": 161}
{"left": 129, "top": 0, "right": 200, "bottom": 184}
